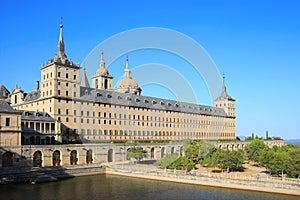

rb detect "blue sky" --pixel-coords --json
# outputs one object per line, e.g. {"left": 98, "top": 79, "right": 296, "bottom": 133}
{"left": 0, "top": 0, "right": 299, "bottom": 139}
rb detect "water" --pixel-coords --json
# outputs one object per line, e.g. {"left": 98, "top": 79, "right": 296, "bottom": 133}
{"left": 0, "top": 175, "right": 298, "bottom": 200}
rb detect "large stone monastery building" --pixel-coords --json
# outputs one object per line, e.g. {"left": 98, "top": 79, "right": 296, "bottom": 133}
{"left": 8, "top": 23, "right": 236, "bottom": 144}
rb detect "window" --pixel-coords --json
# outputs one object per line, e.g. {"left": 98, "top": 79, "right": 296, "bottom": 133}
{"left": 58, "top": 90, "right": 61, "bottom": 95}
{"left": 66, "top": 91, "right": 68, "bottom": 96}
{"left": 66, "top": 109, "right": 69, "bottom": 115}
{"left": 58, "top": 72, "right": 60, "bottom": 77}
{"left": 58, "top": 109, "right": 61, "bottom": 114}
{"left": 66, "top": 73, "right": 69, "bottom": 78}
{"left": 5, "top": 118, "right": 10, "bottom": 126}
{"left": 74, "top": 75, "right": 76, "bottom": 80}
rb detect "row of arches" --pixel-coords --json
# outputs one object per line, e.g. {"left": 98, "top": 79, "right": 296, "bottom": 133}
{"left": 21, "top": 136, "right": 56, "bottom": 145}
{"left": 2, "top": 145, "right": 182, "bottom": 167}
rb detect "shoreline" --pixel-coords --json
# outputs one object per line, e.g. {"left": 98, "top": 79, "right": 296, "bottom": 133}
{"left": 106, "top": 169, "right": 300, "bottom": 197}
{"left": 2, "top": 165, "right": 300, "bottom": 197}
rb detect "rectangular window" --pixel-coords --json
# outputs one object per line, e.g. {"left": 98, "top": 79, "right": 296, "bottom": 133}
{"left": 66, "top": 73, "right": 69, "bottom": 78}
{"left": 58, "top": 72, "right": 60, "bottom": 77}
{"left": 74, "top": 75, "right": 76, "bottom": 80}
{"left": 58, "top": 109, "right": 61, "bottom": 114}
{"left": 5, "top": 118, "right": 10, "bottom": 126}
{"left": 66, "top": 109, "right": 69, "bottom": 115}
{"left": 58, "top": 90, "right": 61, "bottom": 95}
{"left": 66, "top": 91, "right": 68, "bottom": 96}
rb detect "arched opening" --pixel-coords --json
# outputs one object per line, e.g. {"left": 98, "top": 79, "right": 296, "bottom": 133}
{"left": 52, "top": 150, "right": 61, "bottom": 166}
{"left": 171, "top": 147, "right": 174, "bottom": 154}
{"left": 30, "top": 136, "right": 35, "bottom": 145}
{"left": 2, "top": 152, "right": 13, "bottom": 167}
{"left": 95, "top": 79, "right": 98, "bottom": 89}
{"left": 51, "top": 136, "right": 55, "bottom": 144}
{"left": 36, "top": 136, "right": 41, "bottom": 145}
{"left": 104, "top": 79, "right": 108, "bottom": 89}
{"left": 46, "top": 136, "right": 50, "bottom": 145}
{"left": 150, "top": 147, "right": 155, "bottom": 159}
{"left": 70, "top": 150, "right": 78, "bottom": 165}
{"left": 21, "top": 135, "right": 25, "bottom": 145}
{"left": 86, "top": 150, "right": 93, "bottom": 164}
{"left": 33, "top": 151, "right": 42, "bottom": 167}
{"left": 161, "top": 147, "right": 165, "bottom": 158}
{"left": 108, "top": 149, "right": 113, "bottom": 162}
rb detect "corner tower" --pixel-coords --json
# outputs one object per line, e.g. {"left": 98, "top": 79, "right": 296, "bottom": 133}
{"left": 91, "top": 50, "right": 113, "bottom": 90}
{"left": 214, "top": 75, "right": 235, "bottom": 118}
{"left": 40, "top": 22, "right": 81, "bottom": 102}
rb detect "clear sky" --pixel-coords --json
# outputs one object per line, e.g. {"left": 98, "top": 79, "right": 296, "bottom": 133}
{"left": 0, "top": 0, "right": 299, "bottom": 139}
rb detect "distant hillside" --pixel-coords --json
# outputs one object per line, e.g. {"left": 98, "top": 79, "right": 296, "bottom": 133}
{"left": 285, "top": 139, "right": 300, "bottom": 146}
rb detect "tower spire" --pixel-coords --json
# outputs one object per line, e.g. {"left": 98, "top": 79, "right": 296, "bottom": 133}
{"left": 221, "top": 73, "right": 227, "bottom": 97}
{"left": 100, "top": 49, "right": 105, "bottom": 68}
{"left": 54, "top": 17, "right": 67, "bottom": 62}
{"left": 124, "top": 56, "right": 131, "bottom": 78}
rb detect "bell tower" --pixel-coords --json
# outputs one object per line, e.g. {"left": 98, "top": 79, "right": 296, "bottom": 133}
{"left": 91, "top": 50, "right": 113, "bottom": 90}
{"left": 214, "top": 75, "right": 235, "bottom": 117}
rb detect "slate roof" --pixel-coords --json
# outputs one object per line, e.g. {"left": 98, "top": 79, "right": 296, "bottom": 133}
{"left": 0, "top": 100, "right": 22, "bottom": 114}
{"left": 80, "top": 87, "right": 227, "bottom": 117}
{"left": 21, "top": 111, "right": 56, "bottom": 122}
{"left": 23, "top": 90, "right": 40, "bottom": 102}
{"left": 0, "top": 85, "right": 10, "bottom": 99}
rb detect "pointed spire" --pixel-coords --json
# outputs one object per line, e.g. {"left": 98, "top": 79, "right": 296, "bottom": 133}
{"left": 124, "top": 56, "right": 131, "bottom": 78}
{"left": 221, "top": 73, "right": 227, "bottom": 97}
{"left": 100, "top": 49, "right": 105, "bottom": 68}
{"left": 54, "top": 17, "right": 67, "bottom": 62}
{"left": 80, "top": 67, "right": 90, "bottom": 88}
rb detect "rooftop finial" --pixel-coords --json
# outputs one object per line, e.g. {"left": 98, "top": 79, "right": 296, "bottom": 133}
{"left": 60, "top": 16, "right": 63, "bottom": 28}
{"left": 100, "top": 49, "right": 105, "bottom": 68}
{"left": 125, "top": 56, "right": 129, "bottom": 69}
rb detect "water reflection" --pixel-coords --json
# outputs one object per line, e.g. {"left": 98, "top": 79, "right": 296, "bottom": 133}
{"left": 0, "top": 175, "right": 298, "bottom": 200}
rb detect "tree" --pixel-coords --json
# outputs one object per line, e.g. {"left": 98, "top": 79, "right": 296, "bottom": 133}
{"left": 206, "top": 149, "right": 245, "bottom": 172}
{"left": 154, "top": 153, "right": 178, "bottom": 168}
{"left": 265, "top": 130, "right": 269, "bottom": 140}
{"left": 168, "top": 156, "right": 194, "bottom": 171}
{"left": 245, "top": 139, "right": 269, "bottom": 164}
{"left": 127, "top": 147, "right": 147, "bottom": 162}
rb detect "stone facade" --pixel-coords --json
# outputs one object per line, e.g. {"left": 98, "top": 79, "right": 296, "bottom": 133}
{"left": 6, "top": 23, "right": 235, "bottom": 144}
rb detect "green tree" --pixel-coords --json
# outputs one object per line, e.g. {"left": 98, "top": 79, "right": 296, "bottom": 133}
{"left": 265, "top": 130, "right": 269, "bottom": 140}
{"left": 207, "top": 149, "right": 245, "bottom": 172}
{"left": 264, "top": 149, "right": 292, "bottom": 175}
{"left": 198, "top": 141, "right": 216, "bottom": 160}
{"left": 168, "top": 156, "right": 195, "bottom": 171}
{"left": 154, "top": 153, "right": 178, "bottom": 168}
{"left": 245, "top": 139, "right": 269, "bottom": 164}
{"left": 127, "top": 147, "right": 147, "bottom": 162}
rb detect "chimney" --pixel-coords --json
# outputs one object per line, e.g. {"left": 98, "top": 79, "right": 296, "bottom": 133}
{"left": 36, "top": 81, "right": 40, "bottom": 91}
